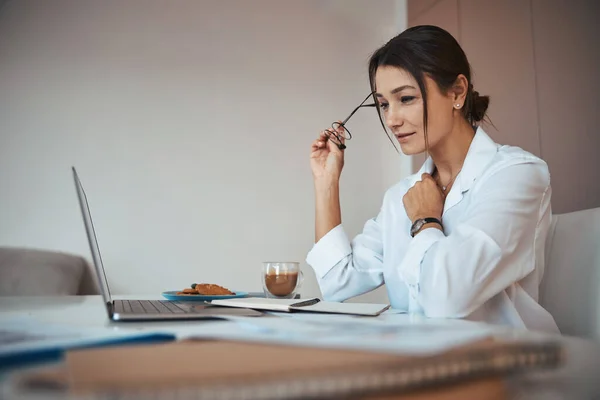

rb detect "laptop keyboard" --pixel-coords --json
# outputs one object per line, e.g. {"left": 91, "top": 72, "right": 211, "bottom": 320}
{"left": 114, "top": 300, "right": 196, "bottom": 314}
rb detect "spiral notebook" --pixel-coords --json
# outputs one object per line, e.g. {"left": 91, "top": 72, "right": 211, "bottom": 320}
{"left": 9, "top": 337, "right": 564, "bottom": 399}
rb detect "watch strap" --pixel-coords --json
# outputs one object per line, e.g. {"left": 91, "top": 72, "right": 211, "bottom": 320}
{"left": 410, "top": 217, "right": 443, "bottom": 237}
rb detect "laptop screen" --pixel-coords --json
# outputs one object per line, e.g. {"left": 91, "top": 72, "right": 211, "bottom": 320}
{"left": 72, "top": 167, "right": 113, "bottom": 310}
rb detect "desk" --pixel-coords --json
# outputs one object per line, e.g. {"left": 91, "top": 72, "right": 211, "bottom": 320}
{"left": 1, "top": 295, "right": 600, "bottom": 399}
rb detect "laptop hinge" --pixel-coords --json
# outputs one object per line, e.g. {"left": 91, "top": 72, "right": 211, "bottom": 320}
{"left": 107, "top": 301, "right": 115, "bottom": 317}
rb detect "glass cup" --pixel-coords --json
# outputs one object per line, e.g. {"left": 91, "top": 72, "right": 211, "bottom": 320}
{"left": 262, "top": 262, "right": 304, "bottom": 299}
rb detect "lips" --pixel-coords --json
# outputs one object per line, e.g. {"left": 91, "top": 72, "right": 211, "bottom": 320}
{"left": 395, "top": 132, "right": 415, "bottom": 141}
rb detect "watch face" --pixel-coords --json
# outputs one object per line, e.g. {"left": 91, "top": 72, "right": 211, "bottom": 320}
{"left": 411, "top": 219, "right": 424, "bottom": 236}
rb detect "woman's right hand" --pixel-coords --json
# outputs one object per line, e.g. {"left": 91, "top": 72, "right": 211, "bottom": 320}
{"left": 310, "top": 125, "right": 345, "bottom": 184}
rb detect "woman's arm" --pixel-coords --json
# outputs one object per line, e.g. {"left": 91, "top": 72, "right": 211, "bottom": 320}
{"left": 314, "top": 181, "right": 341, "bottom": 243}
{"left": 311, "top": 127, "right": 345, "bottom": 243}
{"left": 398, "top": 159, "right": 551, "bottom": 318}
{"left": 308, "top": 127, "right": 385, "bottom": 301}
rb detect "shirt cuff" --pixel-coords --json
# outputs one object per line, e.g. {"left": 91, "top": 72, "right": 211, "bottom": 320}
{"left": 306, "top": 224, "right": 352, "bottom": 279}
{"left": 398, "top": 227, "right": 445, "bottom": 287}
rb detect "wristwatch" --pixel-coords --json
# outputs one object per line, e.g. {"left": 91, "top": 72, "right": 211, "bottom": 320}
{"left": 410, "top": 217, "right": 443, "bottom": 237}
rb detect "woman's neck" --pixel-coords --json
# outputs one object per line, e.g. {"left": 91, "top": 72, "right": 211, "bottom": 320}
{"left": 429, "top": 118, "right": 476, "bottom": 184}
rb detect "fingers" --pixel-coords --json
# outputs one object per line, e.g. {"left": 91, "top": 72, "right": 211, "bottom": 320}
{"left": 420, "top": 173, "right": 439, "bottom": 188}
{"left": 323, "top": 128, "right": 345, "bottom": 151}
{"left": 323, "top": 129, "right": 334, "bottom": 141}
{"left": 311, "top": 138, "right": 326, "bottom": 151}
{"left": 311, "top": 124, "right": 346, "bottom": 153}
{"left": 415, "top": 173, "right": 444, "bottom": 196}
{"left": 333, "top": 121, "right": 348, "bottom": 143}
{"left": 311, "top": 130, "right": 332, "bottom": 152}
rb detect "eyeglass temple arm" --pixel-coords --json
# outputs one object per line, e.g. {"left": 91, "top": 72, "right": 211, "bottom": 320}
{"left": 341, "top": 92, "right": 378, "bottom": 125}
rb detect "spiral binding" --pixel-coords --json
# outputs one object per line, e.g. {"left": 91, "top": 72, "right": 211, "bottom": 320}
{"left": 62, "top": 341, "right": 563, "bottom": 400}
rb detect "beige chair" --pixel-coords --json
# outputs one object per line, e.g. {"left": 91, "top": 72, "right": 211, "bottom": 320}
{"left": 540, "top": 207, "right": 600, "bottom": 341}
{"left": 0, "top": 247, "right": 98, "bottom": 296}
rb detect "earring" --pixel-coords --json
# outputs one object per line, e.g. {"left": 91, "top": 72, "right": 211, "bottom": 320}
{"left": 454, "top": 103, "right": 461, "bottom": 109}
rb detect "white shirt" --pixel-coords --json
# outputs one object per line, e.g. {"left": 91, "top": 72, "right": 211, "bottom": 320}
{"left": 306, "top": 127, "right": 559, "bottom": 333}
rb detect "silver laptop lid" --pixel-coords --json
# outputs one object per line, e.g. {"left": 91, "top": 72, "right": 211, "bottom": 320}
{"left": 72, "top": 167, "right": 113, "bottom": 310}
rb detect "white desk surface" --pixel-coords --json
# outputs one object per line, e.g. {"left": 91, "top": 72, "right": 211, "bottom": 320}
{"left": 1, "top": 295, "right": 600, "bottom": 399}
{"left": 0, "top": 295, "right": 503, "bottom": 339}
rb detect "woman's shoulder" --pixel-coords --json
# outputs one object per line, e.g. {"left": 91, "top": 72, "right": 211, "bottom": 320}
{"left": 486, "top": 142, "right": 550, "bottom": 181}
{"left": 495, "top": 142, "right": 546, "bottom": 164}
{"left": 465, "top": 142, "right": 551, "bottom": 202}
{"left": 474, "top": 127, "right": 548, "bottom": 173}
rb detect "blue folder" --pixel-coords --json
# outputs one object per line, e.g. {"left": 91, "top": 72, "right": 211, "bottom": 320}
{"left": 0, "top": 322, "right": 176, "bottom": 371}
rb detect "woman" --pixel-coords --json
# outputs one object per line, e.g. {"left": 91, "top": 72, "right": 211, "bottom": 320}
{"left": 307, "top": 25, "right": 558, "bottom": 333}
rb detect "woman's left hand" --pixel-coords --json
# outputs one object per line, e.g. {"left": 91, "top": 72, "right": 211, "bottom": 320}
{"left": 403, "top": 173, "right": 444, "bottom": 222}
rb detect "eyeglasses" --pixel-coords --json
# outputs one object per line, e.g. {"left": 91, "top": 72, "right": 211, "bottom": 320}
{"left": 326, "top": 92, "right": 377, "bottom": 150}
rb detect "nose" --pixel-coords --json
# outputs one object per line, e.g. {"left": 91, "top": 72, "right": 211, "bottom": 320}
{"left": 384, "top": 104, "right": 404, "bottom": 129}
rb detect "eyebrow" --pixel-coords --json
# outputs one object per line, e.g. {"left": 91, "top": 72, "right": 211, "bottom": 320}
{"left": 375, "top": 85, "right": 416, "bottom": 97}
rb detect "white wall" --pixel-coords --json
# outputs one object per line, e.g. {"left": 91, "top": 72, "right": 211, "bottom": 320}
{"left": 0, "top": 0, "right": 409, "bottom": 301}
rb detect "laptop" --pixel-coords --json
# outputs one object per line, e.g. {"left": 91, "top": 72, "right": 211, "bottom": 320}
{"left": 72, "top": 166, "right": 262, "bottom": 321}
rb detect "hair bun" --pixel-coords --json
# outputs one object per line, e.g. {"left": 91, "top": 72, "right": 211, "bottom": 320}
{"left": 469, "top": 90, "right": 490, "bottom": 123}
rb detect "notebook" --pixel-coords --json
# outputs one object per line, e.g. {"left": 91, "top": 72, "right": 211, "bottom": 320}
{"left": 210, "top": 297, "right": 391, "bottom": 316}
{"left": 8, "top": 337, "right": 563, "bottom": 399}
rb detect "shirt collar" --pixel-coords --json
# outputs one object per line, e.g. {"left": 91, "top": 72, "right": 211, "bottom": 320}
{"left": 410, "top": 126, "right": 499, "bottom": 193}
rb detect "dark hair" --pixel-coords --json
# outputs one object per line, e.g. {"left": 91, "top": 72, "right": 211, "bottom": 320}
{"left": 368, "top": 25, "right": 490, "bottom": 151}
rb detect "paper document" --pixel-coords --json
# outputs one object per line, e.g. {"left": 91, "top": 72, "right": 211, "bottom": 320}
{"left": 183, "top": 313, "right": 494, "bottom": 355}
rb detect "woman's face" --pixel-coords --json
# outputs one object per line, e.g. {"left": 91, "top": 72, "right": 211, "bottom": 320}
{"left": 374, "top": 66, "right": 456, "bottom": 155}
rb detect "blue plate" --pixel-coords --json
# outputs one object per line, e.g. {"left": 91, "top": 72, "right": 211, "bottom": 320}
{"left": 161, "top": 291, "right": 248, "bottom": 302}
